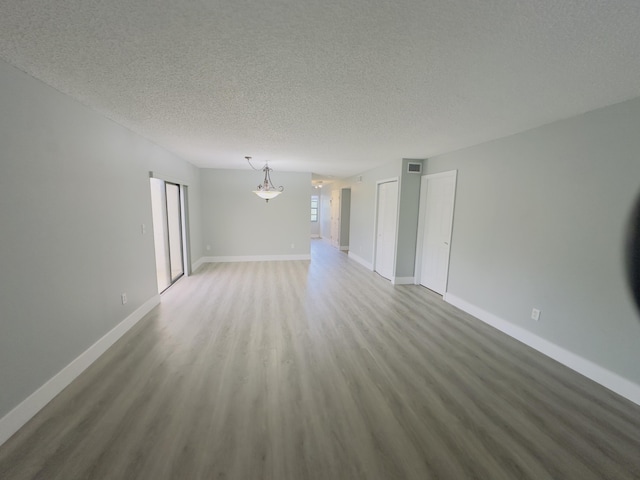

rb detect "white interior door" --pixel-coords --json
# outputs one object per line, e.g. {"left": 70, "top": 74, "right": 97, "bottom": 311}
{"left": 374, "top": 180, "right": 398, "bottom": 280}
{"left": 330, "top": 190, "right": 340, "bottom": 248}
{"left": 419, "top": 171, "right": 456, "bottom": 294}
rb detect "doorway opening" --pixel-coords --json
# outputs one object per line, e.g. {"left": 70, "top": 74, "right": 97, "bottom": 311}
{"left": 150, "top": 178, "right": 185, "bottom": 293}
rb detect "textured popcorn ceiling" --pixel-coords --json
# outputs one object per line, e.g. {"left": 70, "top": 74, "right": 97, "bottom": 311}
{"left": 1, "top": 1, "right": 640, "bottom": 176}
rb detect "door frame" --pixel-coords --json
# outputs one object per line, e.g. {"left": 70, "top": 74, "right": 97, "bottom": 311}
{"left": 372, "top": 177, "right": 400, "bottom": 277}
{"left": 414, "top": 170, "right": 457, "bottom": 291}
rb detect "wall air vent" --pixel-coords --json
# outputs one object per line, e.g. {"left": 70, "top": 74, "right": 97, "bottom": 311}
{"left": 407, "top": 162, "right": 422, "bottom": 174}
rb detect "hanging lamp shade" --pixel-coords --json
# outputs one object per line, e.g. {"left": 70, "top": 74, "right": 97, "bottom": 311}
{"left": 253, "top": 188, "right": 283, "bottom": 201}
{"left": 246, "top": 157, "right": 284, "bottom": 202}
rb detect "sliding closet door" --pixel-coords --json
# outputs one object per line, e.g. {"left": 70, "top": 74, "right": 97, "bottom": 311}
{"left": 165, "top": 183, "right": 184, "bottom": 281}
{"left": 150, "top": 178, "right": 184, "bottom": 293}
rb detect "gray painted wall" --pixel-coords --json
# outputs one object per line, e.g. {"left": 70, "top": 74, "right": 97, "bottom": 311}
{"left": 200, "top": 169, "right": 311, "bottom": 257}
{"left": 339, "top": 188, "right": 351, "bottom": 248}
{"left": 0, "top": 59, "right": 202, "bottom": 419}
{"left": 426, "top": 97, "right": 640, "bottom": 385}
{"left": 342, "top": 160, "right": 421, "bottom": 278}
{"left": 346, "top": 161, "right": 401, "bottom": 265}
{"left": 395, "top": 159, "right": 423, "bottom": 278}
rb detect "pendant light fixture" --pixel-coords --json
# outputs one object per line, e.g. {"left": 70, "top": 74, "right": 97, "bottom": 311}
{"left": 246, "top": 156, "right": 284, "bottom": 202}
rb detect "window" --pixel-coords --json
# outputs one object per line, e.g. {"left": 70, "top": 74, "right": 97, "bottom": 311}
{"left": 311, "top": 195, "right": 319, "bottom": 222}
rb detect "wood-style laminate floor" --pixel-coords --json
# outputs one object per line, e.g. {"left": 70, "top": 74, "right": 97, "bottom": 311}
{"left": 1, "top": 240, "right": 640, "bottom": 479}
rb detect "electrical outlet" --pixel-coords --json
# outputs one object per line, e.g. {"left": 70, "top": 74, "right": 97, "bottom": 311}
{"left": 206, "top": 244, "right": 211, "bottom": 251}
{"left": 291, "top": 243, "right": 295, "bottom": 249}
{"left": 121, "top": 293, "right": 128, "bottom": 305}
{"left": 141, "top": 224, "right": 146, "bottom": 235}
{"left": 531, "top": 308, "right": 540, "bottom": 321}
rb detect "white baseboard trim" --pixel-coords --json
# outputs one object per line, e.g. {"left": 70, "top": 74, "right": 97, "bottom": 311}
{"left": 191, "top": 256, "right": 206, "bottom": 272}
{"left": 444, "top": 293, "right": 640, "bottom": 406}
{"left": 201, "top": 254, "right": 311, "bottom": 263}
{"left": 348, "top": 252, "right": 373, "bottom": 271}
{"left": 392, "top": 276, "right": 415, "bottom": 285}
{"left": 0, "top": 294, "right": 161, "bottom": 447}
{"left": 339, "top": 245, "right": 349, "bottom": 251}
{"left": 311, "top": 234, "right": 321, "bottom": 239}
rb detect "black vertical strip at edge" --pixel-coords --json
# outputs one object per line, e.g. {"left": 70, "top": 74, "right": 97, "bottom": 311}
{"left": 626, "top": 191, "right": 640, "bottom": 315}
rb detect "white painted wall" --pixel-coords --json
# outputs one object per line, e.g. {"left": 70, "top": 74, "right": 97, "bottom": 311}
{"left": 0, "top": 59, "right": 202, "bottom": 421}
{"left": 199, "top": 169, "right": 311, "bottom": 258}
{"left": 426, "top": 97, "right": 640, "bottom": 387}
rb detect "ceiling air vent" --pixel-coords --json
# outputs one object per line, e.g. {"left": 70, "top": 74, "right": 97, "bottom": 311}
{"left": 407, "top": 162, "right": 422, "bottom": 174}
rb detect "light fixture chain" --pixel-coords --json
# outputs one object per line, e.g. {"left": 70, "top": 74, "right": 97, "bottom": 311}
{"left": 245, "top": 156, "right": 260, "bottom": 171}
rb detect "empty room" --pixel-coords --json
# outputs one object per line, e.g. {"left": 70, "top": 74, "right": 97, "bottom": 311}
{"left": 1, "top": 1, "right": 640, "bottom": 479}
